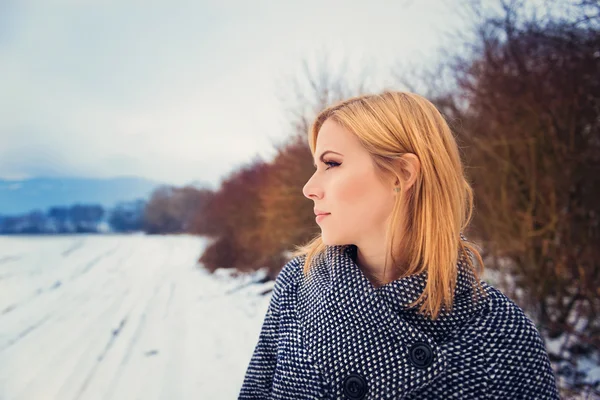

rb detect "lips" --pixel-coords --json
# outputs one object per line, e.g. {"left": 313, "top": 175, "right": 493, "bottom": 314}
{"left": 315, "top": 211, "right": 330, "bottom": 224}
{"left": 314, "top": 208, "right": 330, "bottom": 216}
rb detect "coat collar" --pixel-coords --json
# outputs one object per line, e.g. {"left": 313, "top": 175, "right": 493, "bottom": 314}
{"left": 326, "top": 242, "right": 482, "bottom": 319}
{"left": 297, "top": 239, "right": 487, "bottom": 397}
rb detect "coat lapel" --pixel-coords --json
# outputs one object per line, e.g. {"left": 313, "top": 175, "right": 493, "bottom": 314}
{"left": 297, "top": 243, "right": 483, "bottom": 399}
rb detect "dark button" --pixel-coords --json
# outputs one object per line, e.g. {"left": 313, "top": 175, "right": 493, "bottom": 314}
{"left": 409, "top": 341, "right": 434, "bottom": 368}
{"left": 343, "top": 373, "right": 368, "bottom": 399}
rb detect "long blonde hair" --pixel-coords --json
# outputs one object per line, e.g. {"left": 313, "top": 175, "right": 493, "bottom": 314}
{"left": 290, "top": 91, "right": 485, "bottom": 320}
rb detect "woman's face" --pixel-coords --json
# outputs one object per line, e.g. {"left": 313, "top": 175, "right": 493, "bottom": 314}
{"left": 302, "top": 119, "right": 397, "bottom": 246}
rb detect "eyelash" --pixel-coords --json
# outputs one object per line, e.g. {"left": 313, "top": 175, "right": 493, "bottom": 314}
{"left": 323, "top": 160, "right": 340, "bottom": 170}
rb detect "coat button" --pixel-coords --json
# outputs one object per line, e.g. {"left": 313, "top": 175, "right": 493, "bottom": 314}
{"left": 409, "top": 341, "right": 434, "bottom": 368}
{"left": 343, "top": 373, "right": 368, "bottom": 399}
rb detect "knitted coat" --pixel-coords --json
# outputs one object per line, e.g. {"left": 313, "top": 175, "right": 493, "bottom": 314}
{"left": 238, "top": 243, "right": 559, "bottom": 399}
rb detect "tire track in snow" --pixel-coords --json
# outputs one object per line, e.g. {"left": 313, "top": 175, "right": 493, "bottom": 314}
{"left": 73, "top": 316, "right": 129, "bottom": 400}
{"left": 69, "top": 244, "right": 121, "bottom": 281}
{"left": 0, "top": 245, "right": 122, "bottom": 318}
{"left": 74, "top": 240, "right": 173, "bottom": 399}
{"left": 61, "top": 238, "right": 85, "bottom": 257}
{"left": 102, "top": 276, "right": 168, "bottom": 399}
{"left": 0, "top": 313, "right": 52, "bottom": 353}
{"left": 1, "top": 235, "right": 213, "bottom": 399}
{"left": 163, "top": 282, "right": 176, "bottom": 319}
{"left": 7, "top": 287, "right": 131, "bottom": 400}
{"left": 0, "top": 242, "right": 130, "bottom": 358}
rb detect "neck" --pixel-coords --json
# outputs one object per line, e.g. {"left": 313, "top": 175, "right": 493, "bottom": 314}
{"left": 355, "top": 243, "right": 406, "bottom": 288}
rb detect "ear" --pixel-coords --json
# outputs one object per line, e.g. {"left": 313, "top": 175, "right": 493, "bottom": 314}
{"left": 392, "top": 153, "right": 420, "bottom": 190}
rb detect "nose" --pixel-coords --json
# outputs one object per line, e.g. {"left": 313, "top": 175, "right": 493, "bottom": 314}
{"left": 302, "top": 173, "right": 323, "bottom": 200}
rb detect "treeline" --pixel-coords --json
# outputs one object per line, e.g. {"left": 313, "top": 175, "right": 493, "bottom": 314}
{"left": 188, "top": 142, "right": 320, "bottom": 279}
{"left": 0, "top": 200, "right": 146, "bottom": 234}
{"left": 137, "top": 150, "right": 319, "bottom": 278}
{"left": 0, "top": 186, "right": 214, "bottom": 235}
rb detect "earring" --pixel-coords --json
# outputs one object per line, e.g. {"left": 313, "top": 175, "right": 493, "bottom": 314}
{"left": 393, "top": 187, "right": 400, "bottom": 193}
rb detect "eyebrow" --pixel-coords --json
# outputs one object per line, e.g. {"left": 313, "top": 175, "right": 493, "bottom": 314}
{"left": 313, "top": 150, "right": 343, "bottom": 168}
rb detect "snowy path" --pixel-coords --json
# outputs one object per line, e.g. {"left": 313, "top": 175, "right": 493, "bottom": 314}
{"left": 0, "top": 234, "right": 271, "bottom": 400}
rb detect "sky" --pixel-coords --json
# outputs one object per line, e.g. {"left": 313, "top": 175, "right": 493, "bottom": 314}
{"left": 0, "top": 0, "right": 466, "bottom": 188}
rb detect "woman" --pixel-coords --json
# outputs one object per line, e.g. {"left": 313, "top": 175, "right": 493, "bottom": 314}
{"left": 238, "top": 91, "right": 559, "bottom": 399}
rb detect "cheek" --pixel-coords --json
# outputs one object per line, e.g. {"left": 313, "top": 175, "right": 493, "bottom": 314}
{"left": 332, "top": 170, "right": 390, "bottom": 221}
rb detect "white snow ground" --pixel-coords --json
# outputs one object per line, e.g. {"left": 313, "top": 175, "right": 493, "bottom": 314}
{"left": 0, "top": 234, "right": 272, "bottom": 400}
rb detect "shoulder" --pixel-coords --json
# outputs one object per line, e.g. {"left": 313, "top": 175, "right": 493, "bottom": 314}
{"left": 477, "top": 282, "right": 544, "bottom": 346}
{"left": 474, "top": 283, "right": 558, "bottom": 396}
{"left": 271, "top": 254, "right": 306, "bottom": 298}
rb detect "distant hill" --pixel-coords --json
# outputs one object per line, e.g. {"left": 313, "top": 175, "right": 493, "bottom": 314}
{"left": 0, "top": 176, "right": 167, "bottom": 215}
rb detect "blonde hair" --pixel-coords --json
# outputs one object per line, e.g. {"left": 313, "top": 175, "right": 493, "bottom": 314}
{"left": 290, "top": 91, "right": 485, "bottom": 320}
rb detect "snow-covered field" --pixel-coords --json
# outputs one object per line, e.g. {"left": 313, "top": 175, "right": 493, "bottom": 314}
{"left": 0, "top": 234, "right": 272, "bottom": 400}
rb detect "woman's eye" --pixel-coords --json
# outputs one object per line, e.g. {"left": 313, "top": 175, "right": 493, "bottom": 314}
{"left": 324, "top": 161, "right": 340, "bottom": 169}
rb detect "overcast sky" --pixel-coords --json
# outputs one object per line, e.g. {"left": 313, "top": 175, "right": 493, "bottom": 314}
{"left": 0, "top": 0, "right": 465, "bottom": 188}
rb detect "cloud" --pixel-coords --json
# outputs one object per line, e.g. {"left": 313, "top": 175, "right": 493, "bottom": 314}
{"left": 0, "top": 0, "right": 463, "bottom": 186}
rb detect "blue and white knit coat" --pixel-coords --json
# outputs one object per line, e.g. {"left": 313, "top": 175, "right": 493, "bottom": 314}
{"left": 238, "top": 242, "right": 559, "bottom": 399}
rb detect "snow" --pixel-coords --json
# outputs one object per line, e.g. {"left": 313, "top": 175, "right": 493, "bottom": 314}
{"left": 0, "top": 234, "right": 272, "bottom": 400}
